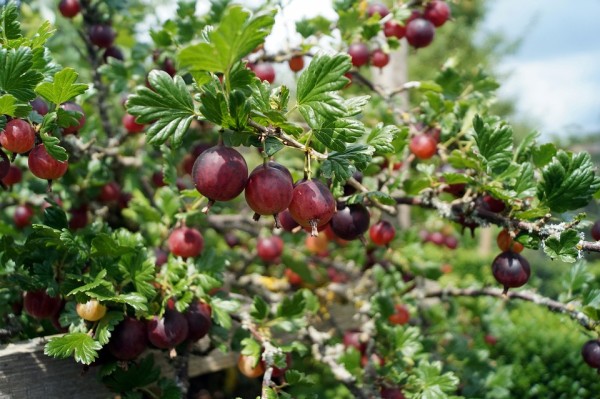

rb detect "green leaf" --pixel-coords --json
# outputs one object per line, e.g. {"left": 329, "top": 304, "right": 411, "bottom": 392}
{"left": 321, "top": 144, "right": 374, "bottom": 184}
{"left": 96, "top": 311, "right": 125, "bottom": 345}
{"left": 513, "top": 163, "right": 536, "bottom": 199}
{"left": 543, "top": 229, "right": 581, "bottom": 263}
{"left": 127, "top": 70, "right": 196, "bottom": 146}
{"left": 297, "top": 54, "right": 351, "bottom": 124}
{"left": 91, "top": 233, "right": 135, "bottom": 257}
{"left": 472, "top": 115, "right": 512, "bottom": 175}
{"left": 241, "top": 338, "right": 262, "bottom": 360}
{"left": 537, "top": 151, "right": 600, "bottom": 213}
{"left": 102, "top": 355, "right": 161, "bottom": 392}
{"left": 35, "top": 68, "right": 88, "bottom": 105}
{"left": 409, "top": 360, "right": 460, "bottom": 399}
{"left": 44, "top": 333, "right": 102, "bottom": 365}
{"left": 43, "top": 199, "right": 68, "bottom": 229}
{"left": 0, "top": 4, "right": 22, "bottom": 41}
{"left": 313, "top": 118, "right": 364, "bottom": 152}
{"left": 112, "top": 292, "right": 148, "bottom": 312}
{"left": 367, "top": 123, "right": 403, "bottom": 155}
{"left": 532, "top": 143, "right": 557, "bottom": 168}
{"left": 0, "top": 47, "right": 44, "bottom": 102}
{"left": 178, "top": 6, "right": 275, "bottom": 74}
{"left": 276, "top": 290, "right": 305, "bottom": 319}
{"left": 0, "top": 93, "right": 30, "bottom": 117}
{"left": 251, "top": 296, "right": 269, "bottom": 321}
{"left": 118, "top": 252, "right": 156, "bottom": 299}
{"left": 40, "top": 133, "right": 68, "bottom": 162}
{"left": 68, "top": 270, "right": 109, "bottom": 296}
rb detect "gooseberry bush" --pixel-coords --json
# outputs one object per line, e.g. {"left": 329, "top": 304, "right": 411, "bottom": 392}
{"left": 2, "top": 1, "right": 600, "bottom": 398}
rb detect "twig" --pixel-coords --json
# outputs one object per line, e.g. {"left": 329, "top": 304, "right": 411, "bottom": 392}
{"left": 421, "top": 286, "right": 599, "bottom": 331}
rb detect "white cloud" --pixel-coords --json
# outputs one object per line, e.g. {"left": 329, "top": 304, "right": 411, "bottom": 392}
{"left": 498, "top": 51, "right": 600, "bottom": 138}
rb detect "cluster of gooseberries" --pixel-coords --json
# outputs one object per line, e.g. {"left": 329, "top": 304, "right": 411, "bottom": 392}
{"left": 22, "top": 288, "right": 212, "bottom": 362}
{"left": 420, "top": 228, "right": 458, "bottom": 249}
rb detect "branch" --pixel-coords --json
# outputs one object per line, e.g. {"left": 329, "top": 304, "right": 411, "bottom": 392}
{"left": 306, "top": 326, "right": 370, "bottom": 399}
{"left": 422, "top": 286, "right": 598, "bottom": 331}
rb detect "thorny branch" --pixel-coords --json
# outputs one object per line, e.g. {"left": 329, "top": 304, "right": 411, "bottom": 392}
{"left": 421, "top": 286, "right": 599, "bottom": 331}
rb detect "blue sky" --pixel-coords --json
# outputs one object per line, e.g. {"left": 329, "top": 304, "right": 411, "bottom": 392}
{"left": 483, "top": 0, "right": 600, "bottom": 139}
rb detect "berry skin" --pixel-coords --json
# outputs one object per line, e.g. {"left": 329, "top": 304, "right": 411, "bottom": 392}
{"left": 279, "top": 209, "right": 299, "bottom": 232}
{"left": 76, "top": 299, "right": 107, "bottom": 321}
{"left": 31, "top": 98, "right": 49, "bottom": 116}
{"left": 289, "top": 180, "right": 336, "bottom": 236}
{"left": 60, "top": 103, "right": 86, "bottom": 134}
{"left": 168, "top": 227, "right": 204, "bottom": 258}
{"left": 370, "top": 220, "right": 396, "bottom": 246}
{"left": 122, "top": 113, "right": 145, "bottom": 134}
{"left": 245, "top": 164, "right": 293, "bottom": 226}
{"left": 102, "top": 46, "right": 124, "bottom": 62}
{"left": 69, "top": 206, "right": 88, "bottom": 230}
{"left": 192, "top": 145, "right": 248, "bottom": 211}
{"left": 253, "top": 63, "right": 276, "bottom": 83}
{"left": 147, "top": 306, "right": 189, "bottom": 350}
{"left": 285, "top": 268, "right": 303, "bottom": 286}
{"left": 162, "top": 58, "right": 177, "bottom": 76}
{"left": 582, "top": 340, "right": 600, "bottom": 369}
{"left": 28, "top": 144, "right": 69, "bottom": 180}
{"left": 482, "top": 195, "right": 506, "bottom": 213}
{"left": 409, "top": 134, "right": 437, "bottom": 159}
{"left": 0, "top": 150, "right": 9, "bottom": 180}
{"left": 384, "top": 20, "right": 406, "bottom": 39}
{"left": 108, "top": 317, "right": 148, "bottom": 360}
{"left": 89, "top": 24, "right": 116, "bottom": 48}
{"left": 444, "top": 235, "right": 458, "bottom": 249}
{"left": 0, "top": 119, "right": 35, "bottom": 154}
{"left": 348, "top": 43, "right": 370, "bottom": 67}
{"left": 424, "top": 0, "right": 451, "bottom": 27}
{"left": 496, "top": 229, "right": 524, "bottom": 253}
{"left": 238, "top": 355, "right": 265, "bottom": 378}
{"left": 492, "top": 251, "right": 531, "bottom": 294}
{"left": 98, "top": 182, "right": 121, "bottom": 203}
{"left": 14, "top": 204, "right": 34, "bottom": 228}
{"left": 427, "top": 231, "right": 445, "bottom": 246}
{"left": 329, "top": 203, "right": 370, "bottom": 241}
{"left": 288, "top": 55, "right": 304, "bottom": 72}
{"left": 343, "top": 330, "right": 366, "bottom": 353}
{"left": 185, "top": 301, "right": 212, "bottom": 342}
{"left": 23, "top": 290, "right": 62, "bottom": 319}
{"left": 257, "top": 235, "right": 284, "bottom": 263}
{"left": 367, "top": 3, "right": 389, "bottom": 19}
{"left": 305, "top": 232, "right": 328, "bottom": 255}
{"left": 405, "top": 18, "right": 435, "bottom": 48}
{"left": 59, "top": 0, "right": 81, "bottom": 18}
{"left": 388, "top": 304, "right": 410, "bottom": 325}
{"left": 591, "top": 221, "right": 600, "bottom": 241}
{"left": 381, "top": 387, "right": 406, "bottom": 399}
{"left": 370, "top": 49, "right": 390, "bottom": 68}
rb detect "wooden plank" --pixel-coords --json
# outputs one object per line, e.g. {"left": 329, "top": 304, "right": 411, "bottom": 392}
{"left": 0, "top": 337, "right": 113, "bottom": 399}
{"left": 0, "top": 335, "right": 237, "bottom": 399}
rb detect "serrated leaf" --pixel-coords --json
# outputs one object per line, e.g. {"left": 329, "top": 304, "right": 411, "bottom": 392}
{"left": 43, "top": 199, "right": 68, "bottom": 229}
{"left": 313, "top": 118, "right": 364, "bottom": 152}
{"left": 367, "top": 191, "right": 396, "bottom": 205}
{"left": 241, "top": 338, "right": 262, "bottom": 360}
{"left": 0, "top": 93, "right": 29, "bottom": 117}
{"left": 513, "top": 163, "right": 536, "bottom": 198}
{"left": 0, "top": 4, "right": 22, "bottom": 41}
{"left": 367, "top": 123, "right": 402, "bottom": 154}
{"left": 127, "top": 70, "right": 196, "bottom": 146}
{"left": 409, "top": 360, "right": 460, "bottom": 398}
{"left": 68, "top": 270, "right": 109, "bottom": 296}
{"left": 0, "top": 47, "right": 44, "bottom": 102}
{"left": 113, "top": 292, "right": 148, "bottom": 312}
{"left": 102, "top": 355, "right": 161, "bottom": 392}
{"left": 96, "top": 311, "right": 125, "bottom": 345}
{"left": 44, "top": 333, "right": 102, "bottom": 365}
{"left": 118, "top": 252, "right": 156, "bottom": 299}
{"left": 472, "top": 115, "right": 512, "bottom": 175}
{"left": 264, "top": 136, "right": 284, "bottom": 156}
{"left": 276, "top": 290, "right": 305, "bottom": 319}
{"left": 251, "top": 296, "right": 269, "bottom": 321}
{"left": 297, "top": 54, "right": 351, "bottom": 123}
{"left": 91, "top": 233, "right": 135, "bottom": 257}
{"left": 537, "top": 151, "right": 600, "bottom": 213}
{"left": 40, "top": 133, "right": 68, "bottom": 162}
{"left": 35, "top": 68, "right": 88, "bottom": 105}
{"left": 532, "top": 143, "right": 557, "bottom": 168}
{"left": 178, "top": 6, "right": 275, "bottom": 74}
{"left": 321, "top": 144, "right": 374, "bottom": 184}
{"left": 543, "top": 229, "right": 580, "bottom": 263}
